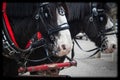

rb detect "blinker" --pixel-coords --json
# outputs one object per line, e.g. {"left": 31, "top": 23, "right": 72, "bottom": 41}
{"left": 58, "top": 7, "right": 65, "bottom": 16}
{"left": 92, "top": 8, "right": 98, "bottom": 16}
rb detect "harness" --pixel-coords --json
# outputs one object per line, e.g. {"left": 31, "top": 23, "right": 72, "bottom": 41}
{"left": 35, "top": 2, "right": 70, "bottom": 35}
{"left": 2, "top": 3, "right": 78, "bottom": 76}
{"left": 2, "top": 2, "right": 73, "bottom": 65}
{"left": 73, "top": 2, "right": 117, "bottom": 58}
{"left": 2, "top": 2, "right": 47, "bottom": 66}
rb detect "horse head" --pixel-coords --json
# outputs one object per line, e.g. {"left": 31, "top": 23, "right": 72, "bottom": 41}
{"left": 37, "top": 2, "right": 73, "bottom": 57}
{"left": 5, "top": 2, "right": 73, "bottom": 57}
{"left": 2, "top": 2, "right": 73, "bottom": 76}
{"left": 61, "top": 2, "right": 117, "bottom": 54}
{"left": 87, "top": 2, "right": 117, "bottom": 53}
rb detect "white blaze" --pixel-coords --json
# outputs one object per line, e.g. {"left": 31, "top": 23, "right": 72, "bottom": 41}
{"left": 54, "top": 7, "right": 73, "bottom": 57}
{"left": 104, "top": 17, "right": 117, "bottom": 53}
{"left": 105, "top": 17, "right": 114, "bottom": 29}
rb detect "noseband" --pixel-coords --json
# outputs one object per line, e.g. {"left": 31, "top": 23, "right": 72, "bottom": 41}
{"left": 89, "top": 3, "right": 109, "bottom": 51}
{"left": 35, "top": 2, "right": 70, "bottom": 35}
{"left": 73, "top": 3, "right": 117, "bottom": 58}
{"left": 2, "top": 2, "right": 71, "bottom": 67}
{"left": 88, "top": 2, "right": 117, "bottom": 55}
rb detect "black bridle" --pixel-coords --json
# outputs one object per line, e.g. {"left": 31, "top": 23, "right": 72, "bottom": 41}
{"left": 90, "top": 2, "right": 117, "bottom": 51}
{"left": 35, "top": 2, "right": 69, "bottom": 35}
{"left": 73, "top": 2, "right": 117, "bottom": 58}
{"left": 2, "top": 2, "right": 71, "bottom": 67}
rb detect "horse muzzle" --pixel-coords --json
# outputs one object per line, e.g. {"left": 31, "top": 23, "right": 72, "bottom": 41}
{"left": 103, "top": 43, "right": 117, "bottom": 53}
{"left": 52, "top": 43, "right": 72, "bottom": 57}
{"left": 102, "top": 40, "right": 117, "bottom": 54}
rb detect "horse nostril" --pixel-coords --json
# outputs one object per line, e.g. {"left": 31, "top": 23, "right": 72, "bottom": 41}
{"left": 57, "top": 46, "right": 61, "bottom": 52}
{"left": 112, "top": 44, "right": 116, "bottom": 49}
{"left": 61, "top": 44, "right": 66, "bottom": 50}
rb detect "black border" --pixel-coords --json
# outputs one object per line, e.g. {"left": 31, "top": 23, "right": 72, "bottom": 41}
{"left": 0, "top": 0, "right": 119, "bottom": 79}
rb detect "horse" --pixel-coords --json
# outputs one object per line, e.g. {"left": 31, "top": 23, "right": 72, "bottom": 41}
{"left": 62, "top": 2, "right": 117, "bottom": 57}
{"left": 2, "top": 2, "right": 73, "bottom": 77}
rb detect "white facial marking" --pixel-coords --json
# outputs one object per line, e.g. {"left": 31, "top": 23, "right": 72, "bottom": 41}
{"left": 104, "top": 17, "right": 117, "bottom": 53}
{"left": 57, "top": 7, "right": 67, "bottom": 25}
{"left": 105, "top": 17, "right": 114, "bottom": 29}
{"left": 54, "top": 7, "right": 73, "bottom": 57}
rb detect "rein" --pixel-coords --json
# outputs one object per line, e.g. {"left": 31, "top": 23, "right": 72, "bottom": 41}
{"left": 73, "top": 2, "right": 117, "bottom": 58}
{"left": 35, "top": 3, "right": 70, "bottom": 35}
{"left": 2, "top": 2, "right": 53, "bottom": 66}
{"left": 2, "top": 2, "right": 74, "bottom": 68}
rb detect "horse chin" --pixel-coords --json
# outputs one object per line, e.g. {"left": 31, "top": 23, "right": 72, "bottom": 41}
{"left": 55, "top": 49, "right": 71, "bottom": 57}
{"left": 52, "top": 30, "right": 73, "bottom": 57}
{"left": 52, "top": 46, "right": 71, "bottom": 57}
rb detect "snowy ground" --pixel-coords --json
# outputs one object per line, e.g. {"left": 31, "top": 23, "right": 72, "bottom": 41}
{"left": 59, "top": 39, "right": 118, "bottom": 77}
{"left": 21, "top": 35, "right": 118, "bottom": 78}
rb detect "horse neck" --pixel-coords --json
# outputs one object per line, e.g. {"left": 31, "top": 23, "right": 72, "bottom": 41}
{"left": 10, "top": 17, "right": 37, "bottom": 49}
{"left": 6, "top": 3, "right": 41, "bottom": 49}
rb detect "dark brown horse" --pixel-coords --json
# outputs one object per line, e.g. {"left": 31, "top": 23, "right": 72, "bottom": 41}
{"left": 2, "top": 2, "right": 73, "bottom": 76}
{"left": 62, "top": 2, "right": 117, "bottom": 55}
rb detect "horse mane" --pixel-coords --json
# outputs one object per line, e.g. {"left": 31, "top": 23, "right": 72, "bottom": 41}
{"left": 6, "top": 3, "right": 37, "bottom": 18}
{"left": 64, "top": 3, "right": 91, "bottom": 21}
{"left": 63, "top": 2, "right": 108, "bottom": 47}
{"left": 6, "top": 3, "right": 38, "bottom": 49}
{"left": 5, "top": 3, "right": 59, "bottom": 49}
{"left": 63, "top": 3, "right": 94, "bottom": 38}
